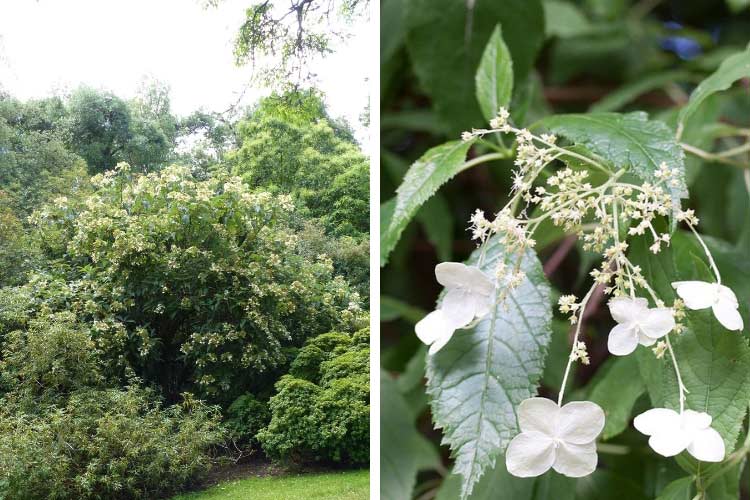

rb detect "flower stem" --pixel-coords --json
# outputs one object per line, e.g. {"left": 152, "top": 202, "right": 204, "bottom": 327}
{"left": 687, "top": 223, "right": 722, "bottom": 285}
{"left": 665, "top": 335, "right": 687, "bottom": 414}
{"left": 558, "top": 281, "right": 597, "bottom": 406}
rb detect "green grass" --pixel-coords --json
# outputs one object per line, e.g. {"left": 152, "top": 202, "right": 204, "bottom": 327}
{"left": 171, "top": 469, "right": 369, "bottom": 500}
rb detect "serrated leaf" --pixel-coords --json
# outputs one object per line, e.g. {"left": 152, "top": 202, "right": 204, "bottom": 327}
{"left": 587, "top": 355, "right": 645, "bottom": 441}
{"left": 381, "top": 140, "right": 472, "bottom": 266}
{"left": 475, "top": 25, "right": 513, "bottom": 123}
{"left": 538, "top": 111, "right": 688, "bottom": 214}
{"left": 406, "top": 0, "right": 544, "bottom": 135}
{"left": 381, "top": 370, "right": 441, "bottom": 500}
{"left": 678, "top": 45, "right": 750, "bottom": 132}
{"left": 426, "top": 237, "right": 552, "bottom": 499}
{"left": 631, "top": 233, "right": 750, "bottom": 453}
{"left": 655, "top": 477, "right": 693, "bottom": 500}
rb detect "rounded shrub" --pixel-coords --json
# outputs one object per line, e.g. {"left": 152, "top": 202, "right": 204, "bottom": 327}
{"left": 258, "top": 328, "right": 369, "bottom": 466}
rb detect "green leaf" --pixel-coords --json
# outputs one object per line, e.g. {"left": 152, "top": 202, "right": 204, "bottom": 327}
{"left": 631, "top": 233, "right": 750, "bottom": 453}
{"left": 543, "top": 1, "right": 593, "bottom": 39}
{"left": 587, "top": 355, "right": 645, "bottom": 441}
{"left": 381, "top": 370, "right": 441, "bottom": 500}
{"left": 538, "top": 111, "right": 688, "bottom": 213}
{"left": 655, "top": 477, "right": 693, "bottom": 500}
{"left": 381, "top": 0, "right": 407, "bottom": 65}
{"left": 380, "top": 140, "right": 472, "bottom": 266}
{"left": 406, "top": 0, "right": 544, "bottom": 135}
{"left": 590, "top": 71, "right": 693, "bottom": 113}
{"left": 418, "top": 194, "right": 454, "bottom": 262}
{"left": 380, "top": 198, "right": 397, "bottom": 266}
{"left": 678, "top": 45, "right": 750, "bottom": 133}
{"left": 396, "top": 345, "right": 430, "bottom": 419}
{"left": 426, "top": 237, "right": 553, "bottom": 499}
{"left": 380, "top": 295, "right": 426, "bottom": 324}
{"left": 475, "top": 25, "right": 513, "bottom": 123}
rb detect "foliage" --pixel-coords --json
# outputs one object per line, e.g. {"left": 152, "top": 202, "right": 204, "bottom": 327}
{"left": 21, "top": 163, "right": 363, "bottom": 403}
{"left": 231, "top": 96, "right": 369, "bottom": 238}
{"left": 225, "top": 393, "right": 271, "bottom": 445}
{"left": 0, "top": 385, "right": 224, "bottom": 500}
{"left": 382, "top": 1, "right": 750, "bottom": 499}
{"left": 64, "top": 85, "right": 177, "bottom": 173}
{"left": 232, "top": 0, "right": 369, "bottom": 86}
{"left": 258, "top": 328, "right": 369, "bottom": 465}
{"left": 0, "top": 312, "right": 103, "bottom": 403}
{"left": 0, "top": 98, "right": 89, "bottom": 216}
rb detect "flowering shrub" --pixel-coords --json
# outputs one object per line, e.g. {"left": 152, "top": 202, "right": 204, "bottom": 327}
{"left": 381, "top": 3, "right": 750, "bottom": 499}
{"left": 23, "top": 163, "right": 364, "bottom": 402}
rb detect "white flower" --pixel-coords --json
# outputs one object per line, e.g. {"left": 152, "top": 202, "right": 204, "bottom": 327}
{"left": 672, "top": 281, "right": 743, "bottom": 331}
{"left": 506, "top": 398, "right": 605, "bottom": 478}
{"left": 634, "top": 408, "right": 725, "bottom": 462}
{"left": 607, "top": 297, "right": 675, "bottom": 356}
{"left": 415, "top": 262, "right": 494, "bottom": 355}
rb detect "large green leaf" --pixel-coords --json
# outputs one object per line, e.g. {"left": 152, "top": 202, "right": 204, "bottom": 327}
{"left": 631, "top": 233, "right": 750, "bottom": 453}
{"left": 406, "top": 0, "right": 544, "bottom": 135}
{"left": 381, "top": 370, "right": 441, "bottom": 500}
{"left": 426, "top": 237, "right": 553, "bottom": 499}
{"left": 587, "top": 355, "right": 645, "bottom": 441}
{"left": 538, "top": 111, "right": 688, "bottom": 212}
{"left": 678, "top": 45, "right": 750, "bottom": 132}
{"left": 475, "top": 25, "right": 513, "bottom": 123}
{"left": 380, "top": 140, "right": 472, "bottom": 266}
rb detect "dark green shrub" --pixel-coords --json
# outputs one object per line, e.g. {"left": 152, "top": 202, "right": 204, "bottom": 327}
{"left": 225, "top": 393, "right": 271, "bottom": 446}
{"left": 258, "top": 329, "right": 369, "bottom": 466}
{"left": 0, "top": 386, "right": 224, "bottom": 500}
{"left": 256, "top": 376, "right": 322, "bottom": 462}
{"left": 288, "top": 331, "right": 352, "bottom": 383}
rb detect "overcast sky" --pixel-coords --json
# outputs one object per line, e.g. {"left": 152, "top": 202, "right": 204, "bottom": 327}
{"left": 0, "top": 0, "right": 370, "bottom": 143}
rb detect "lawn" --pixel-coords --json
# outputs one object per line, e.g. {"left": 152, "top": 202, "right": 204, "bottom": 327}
{"left": 171, "top": 469, "right": 370, "bottom": 500}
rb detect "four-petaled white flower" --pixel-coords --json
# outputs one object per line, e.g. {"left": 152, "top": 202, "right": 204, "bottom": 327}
{"left": 607, "top": 297, "right": 675, "bottom": 356}
{"left": 506, "top": 398, "right": 605, "bottom": 478}
{"left": 634, "top": 408, "right": 725, "bottom": 462}
{"left": 415, "top": 262, "right": 494, "bottom": 355}
{"left": 672, "top": 281, "right": 743, "bottom": 331}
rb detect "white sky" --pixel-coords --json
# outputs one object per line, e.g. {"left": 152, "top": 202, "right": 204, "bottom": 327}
{"left": 0, "top": 0, "right": 370, "bottom": 143}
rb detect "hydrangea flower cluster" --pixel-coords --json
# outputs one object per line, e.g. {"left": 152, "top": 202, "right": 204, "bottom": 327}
{"left": 417, "top": 107, "right": 743, "bottom": 478}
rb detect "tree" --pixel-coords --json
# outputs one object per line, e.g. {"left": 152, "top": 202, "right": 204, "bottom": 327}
{"left": 64, "top": 87, "right": 133, "bottom": 173}
{"left": 231, "top": 0, "right": 369, "bottom": 87}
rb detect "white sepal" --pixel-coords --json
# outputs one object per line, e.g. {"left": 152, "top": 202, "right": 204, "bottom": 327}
{"left": 634, "top": 407, "right": 725, "bottom": 462}
{"left": 506, "top": 398, "right": 604, "bottom": 478}
{"left": 606, "top": 297, "right": 675, "bottom": 356}
{"left": 672, "top": 281, "right": 743, "bottom": 332}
